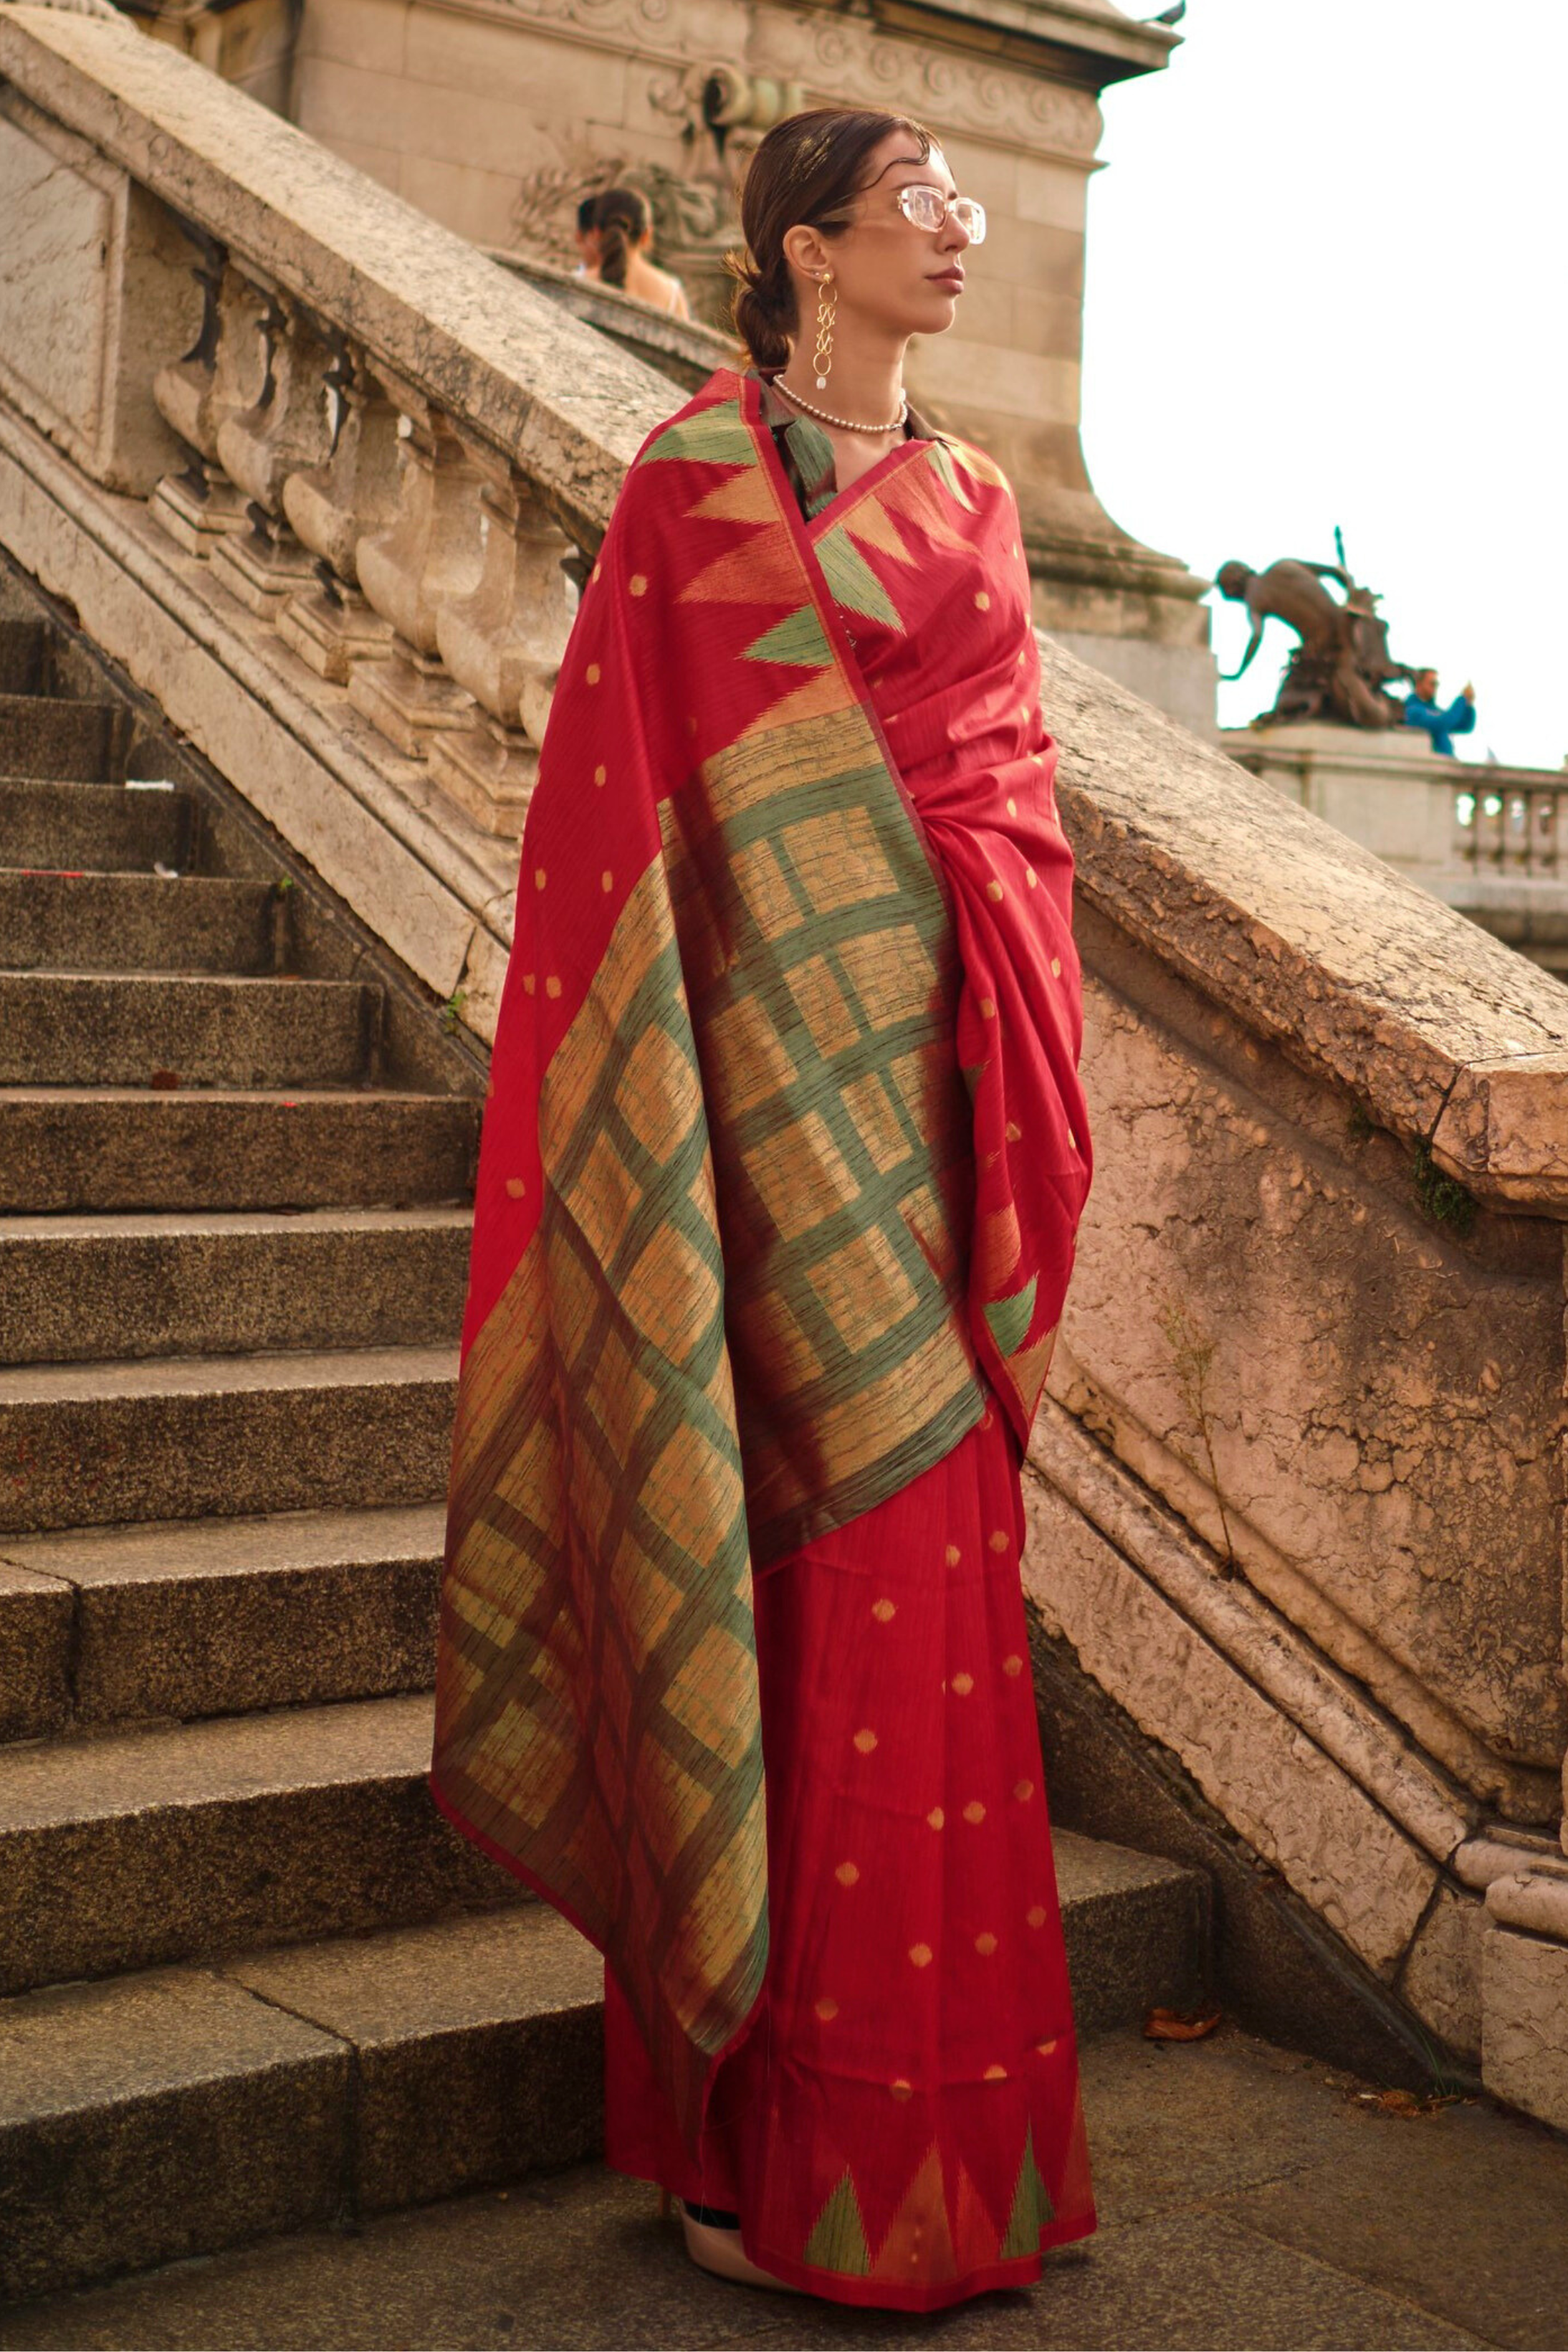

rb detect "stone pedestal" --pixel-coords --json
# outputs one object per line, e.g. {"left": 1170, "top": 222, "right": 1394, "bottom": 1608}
{"left": 428, "top": 712, "right": 540, "bottom": 837}
{"left": 1223, "top": 723, "right": 1568, "bottom": 978}
{"left": 1482, "top": 1860, "right": 1568, "bottom": 2132}
{"left": 1220, "top": 723, "right": 1464, "bottom": 876}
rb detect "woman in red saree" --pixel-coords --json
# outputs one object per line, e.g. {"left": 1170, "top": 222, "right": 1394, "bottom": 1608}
{"left": 431, "top": 108, "right": 1094, "bottom": 2309}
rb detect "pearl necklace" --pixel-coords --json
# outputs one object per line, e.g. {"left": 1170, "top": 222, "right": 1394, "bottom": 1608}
{"left": 772, "top": 376, "right": 908, "bottom": 437}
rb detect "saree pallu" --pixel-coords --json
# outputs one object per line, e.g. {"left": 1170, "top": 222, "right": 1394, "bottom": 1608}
{"left": 430, "top": 367, "right": 1093, "bottom": 2305}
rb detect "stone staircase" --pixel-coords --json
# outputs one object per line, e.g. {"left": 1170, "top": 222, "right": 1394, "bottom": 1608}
{"left": 0, "top": 579, "right": 1213, "bottom": 2307}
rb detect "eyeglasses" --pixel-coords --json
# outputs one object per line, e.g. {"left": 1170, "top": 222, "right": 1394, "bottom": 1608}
{"left": 894, "top": 185, "right": 987, "bottom": 243}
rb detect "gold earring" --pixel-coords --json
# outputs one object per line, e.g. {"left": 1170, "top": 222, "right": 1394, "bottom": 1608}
{"left": 812, "top": 272, "right": 836, "bottom": 392}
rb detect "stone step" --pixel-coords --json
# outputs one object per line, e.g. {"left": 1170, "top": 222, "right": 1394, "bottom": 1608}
{"left": 0, "top": 1832, "right": 1206, "bottom": 2300}
{"left": 0, "top": 616, "right": 47, "bottom": 695}
{"left": 0, "top": 1087, "right": 479, "bottom": 1214}
{"left": 0, "top": 869, "right": 282, "bottom": 975}
{"left": 0, "top": 1907, "right": 603, "bottom": 2303}
{"left": 0, "top": 1206, "right": 472, "bottom": 1364}
{"left": 0, "top": 778, "right": 191, "bottom": 871}
{"left": 0, "top": 972, "right": 379, "bottom": 1088}
{"left": 0, "top": 1503, "right": 446, "bottom": 1741}
{"left": 0, "top": 1343, "right": 458, "bottom": 1536}
{"left": 0, "top": 1692, "right": 509, "bottom": 1996}
{"left": 0, "top": 691, "right": 125, "bottom": 782}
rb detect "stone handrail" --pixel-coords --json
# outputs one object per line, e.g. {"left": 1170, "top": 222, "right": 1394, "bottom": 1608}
{"left": 3, "top": 0, "right": 1568, "bottom": 1215}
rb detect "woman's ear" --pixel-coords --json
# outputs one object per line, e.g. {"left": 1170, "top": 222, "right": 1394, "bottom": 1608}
{"left": 781, "top": 223, "right": 831, "bottom": 280}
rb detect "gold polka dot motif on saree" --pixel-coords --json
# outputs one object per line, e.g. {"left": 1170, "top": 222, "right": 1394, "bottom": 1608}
{"left": 853, "top": 1727, "right": 879, "bottom": 1754}
{"left": 962, "top": 1801, "right": 987, "bottom": 1824}
{"left": 945, "top": 1543, "right": 961, "bottom": 1566}
{"left": 594, "top": 764, "right": 607, "bottom": 785}
{"left": 988, "top": 1530, "right": 1010, "bottom": 1554}
{"left": 631, "top": 574, "right": 649, "bottom": 596}
{"left": 927, "top": 1806, "right": 945, "bottom": 1829}
{"left": 871, "top": 1597, "right": 897, "bottom": 1622}
{"left": 975, "top": 1932, "right": 998, "bottom": 1956}
{"left": 950, "top": 1671, "right": 975, "bottom": 1696}
{"left": 835, "top": 1860, "right": 861, "bottom": 1886}
{"left": 585, "top": 662, "right": 601, "bottom": 684}
{"left": 909, "top": 1943, "right": 934, "bottom": 1968}
{"left": 1003, "top": 1653, "right": 1024, "bottom": 1677}
{"left": 504, "top": 1176, "right": 526, "bottom": 1199}
{"left": 985, "top": 881, "right": 1004, "bottom": 904}
{"left": 815, "top": 1996, "right": 840, "bottom": 2021}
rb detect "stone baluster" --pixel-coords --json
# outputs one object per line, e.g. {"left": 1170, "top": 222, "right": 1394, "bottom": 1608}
{"left": 1475, "top": 787, "right": 1504, "bottom": 867}
{"left": 1529, "top": 789, "right": 1559, "bottom": 877}
{"left": 1450, "top": 781, "right": 1478, "bottom": 869}
{"left": 150, "top": 249, "right": 269, "bottom": 555}
{"left": 347, "top": 377, "right": 484, "bottom": 757}
{"left": 209, "top": 282, "right": 336, "bottom": 618}
{"left": 277, "top": 339, "right": 401, "bottom": 682}
{"left": 427, "top": 436, "right": 578, "bottom": 835}
{"left": 1501, "top": 790, "right": 1531, "bottom": 875}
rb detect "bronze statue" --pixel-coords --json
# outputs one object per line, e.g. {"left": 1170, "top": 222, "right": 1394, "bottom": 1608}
{"left": 1216, "top": 557, "right": 1416, "bottom": 730}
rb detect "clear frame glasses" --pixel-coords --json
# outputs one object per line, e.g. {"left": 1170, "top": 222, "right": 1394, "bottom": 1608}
{"left": 894, "top": 185, "right": 987, "bottom": 243}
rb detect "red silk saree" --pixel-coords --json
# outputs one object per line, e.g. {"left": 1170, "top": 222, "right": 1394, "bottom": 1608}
{"left": 430, "top": 366, "right": 1094, "bottom": 2306}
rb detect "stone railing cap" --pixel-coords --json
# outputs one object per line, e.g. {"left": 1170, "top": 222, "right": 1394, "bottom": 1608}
{"left": 1041, "top": 632, "right": 1568, "bottom": 1214}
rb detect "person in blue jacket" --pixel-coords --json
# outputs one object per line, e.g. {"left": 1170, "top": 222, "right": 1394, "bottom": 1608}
{"left": 1404, "top": 668, "right": 1476, "bottom": 756}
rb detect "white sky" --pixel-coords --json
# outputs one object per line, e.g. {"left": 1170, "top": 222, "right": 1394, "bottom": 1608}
{"left": 1080, "top": 0, "right": 1567, "bottom": 768}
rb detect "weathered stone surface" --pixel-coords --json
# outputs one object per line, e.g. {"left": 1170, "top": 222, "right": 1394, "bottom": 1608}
{"left": 1030, "top": 1401, "right": 1480, "bottom": 1858}
{"left": 0, "top": 1691, "right": 515, "bottom": 1993}
{"left": 0, "top": 1342, "right": 457, "bottom": 1533}
{"left": 0, "top": 1086, "right": 479, "bottom": 1213}
{"left": 1053, "top": 1828, "right": 1208, "bottom": 2030}
{"left": 0, "top": 773, "right": 191, "bottom": 867}
{"left": 1022, "top": 1456, "right": 1439, "bottom": 1980}
{"left": 0, "top": 1205, "right": 471, "bottom": 1361}
{"left": 0, "top": 1553, "right": 71, "bottom": 1740}
{"left": 0, "top": 685, "right": 122, "bottom": 779}
{"left": 0, "top": 4, "right": 674, "bottom": 549}
{"left": 1481, "top": 1925, "right": 1568, "bottom": 2133}
{"left": 0, "top": 869, "right": 277, "bottom": 973}
{"left": 0, "top": 404, "right": 510, "bottom": 1026}
{"left": 1031, "top": 1619, "right": 1448, "bottom": 2083}
{"left": 1051, "top": 915, "right": 1567, "bottom": 1795}
{"left": 1397, "top": 1886, "right": 1487, "bottom": 2065}
{"left": 1040, "top": 634, "right": 1568, "bottom": 1208}
{"left": 0, "top": 89, "right": 197, "bottom": 496}
{"left": 226, "top": 1906, "right": 604, "bottom": 2211}
{"left": 0, "top": 970, "right": 377, "bottom": 1085}
{"left": 0, "top": 1501, "right": 445, "bottom": 1725}
{"left": 1, "top": 2028, "right": 1521, "bottom": 2349}
{"left": 0, "top": 1962, "right": 348, "bottom": 2303}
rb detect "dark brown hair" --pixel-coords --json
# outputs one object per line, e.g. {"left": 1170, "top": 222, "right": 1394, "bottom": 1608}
{"left": 729, "top": 108, "right": 934, "bottom": 370}
{"left": 594, "top": 186, "right": 652, "bottom": 291}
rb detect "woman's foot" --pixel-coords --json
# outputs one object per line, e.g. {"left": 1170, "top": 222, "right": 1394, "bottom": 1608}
{"left": 679, "top": 2203, "right": 802, "bottom": 2293}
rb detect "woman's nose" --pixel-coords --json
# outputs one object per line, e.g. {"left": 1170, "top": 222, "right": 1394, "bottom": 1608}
{"left": 939, "top": 208, "right": 971, "bottom": 254}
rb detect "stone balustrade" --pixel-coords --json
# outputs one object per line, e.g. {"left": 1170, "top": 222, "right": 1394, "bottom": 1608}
{"left": 1453, "top": 775, "right": 1568, "bottom": 876}
{"left": 2, "top": 0, "right": 1568, "bottom": 2129}
{"left": 0, "top": 0, "right": 675, "bottom": 849}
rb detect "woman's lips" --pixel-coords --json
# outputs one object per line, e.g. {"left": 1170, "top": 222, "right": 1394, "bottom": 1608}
{"left": 929, "top": 270, "right": 965, "bottom": 292}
